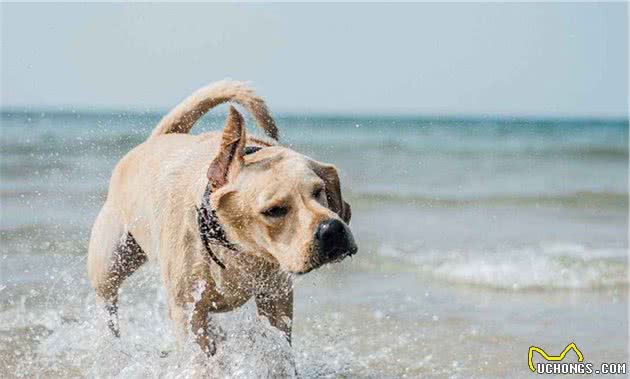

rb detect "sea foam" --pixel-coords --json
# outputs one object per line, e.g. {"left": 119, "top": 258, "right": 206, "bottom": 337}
{"left": 378, "top": 242, "right": 627, "bottom": 290}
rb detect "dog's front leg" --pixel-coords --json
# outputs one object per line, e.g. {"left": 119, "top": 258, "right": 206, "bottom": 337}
{"left": 191, "top": 301, "right": 218, "bottom": 356}
{"left": 255, "top": 277, "right": 293, "bottom": 344}
{"left": 190, "top": 283, "right": 224, "bottom": 356}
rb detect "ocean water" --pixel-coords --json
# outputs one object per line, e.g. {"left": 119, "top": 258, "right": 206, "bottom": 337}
{"left": 0, "top": 110, "right": 628, "bottom": 378}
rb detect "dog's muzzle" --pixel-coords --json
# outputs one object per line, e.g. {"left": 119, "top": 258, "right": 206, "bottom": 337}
{"left": 314, "top": 219, "right": 357, "bottom": 264}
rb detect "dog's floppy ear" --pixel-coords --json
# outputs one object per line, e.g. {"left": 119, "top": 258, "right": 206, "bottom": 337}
{"left": 311, "top": 162, "right": 352, "bottom": 224}
{"left": 207, "top": 106, "right": 246, "bottom": 190}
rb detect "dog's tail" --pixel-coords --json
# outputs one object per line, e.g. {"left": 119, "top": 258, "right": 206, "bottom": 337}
{"left": 149, "top": 80, "right": 278, "bottom": 140}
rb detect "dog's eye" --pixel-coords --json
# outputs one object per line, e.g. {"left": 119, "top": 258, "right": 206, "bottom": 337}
{"left": 312, "top": 187, "right": 324, "bottom": 199}
{"left": 262, "top": 206, "right": 289, "bottom": 218}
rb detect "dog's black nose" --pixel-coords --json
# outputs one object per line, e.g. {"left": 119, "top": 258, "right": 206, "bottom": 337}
{"left": 315, "top": 219, "right": 355, "bottom": 261}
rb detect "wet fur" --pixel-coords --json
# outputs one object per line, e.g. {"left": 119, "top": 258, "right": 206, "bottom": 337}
{"left": 87, "top": 81, "right": 352, "bottom": 355}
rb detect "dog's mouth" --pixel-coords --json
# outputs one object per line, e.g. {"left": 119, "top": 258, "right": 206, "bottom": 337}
{"left": 327, "top": 244, "right": 358, "bottom": 263}
{"left": 293, "top": 243, "right": 358, "bottom": 275}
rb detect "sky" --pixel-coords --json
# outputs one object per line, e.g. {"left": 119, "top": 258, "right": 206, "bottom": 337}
{"left": 1, "top": 3, "right": 628, "bottom": 118}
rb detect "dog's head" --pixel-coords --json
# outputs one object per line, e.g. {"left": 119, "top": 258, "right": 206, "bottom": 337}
{"left": 207, "top": 107, "right": 357, "bottom": 274}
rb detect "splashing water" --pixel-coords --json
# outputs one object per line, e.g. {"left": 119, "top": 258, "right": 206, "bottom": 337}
{"left": 1, "top": 261, "right": 357, "bottom": 379}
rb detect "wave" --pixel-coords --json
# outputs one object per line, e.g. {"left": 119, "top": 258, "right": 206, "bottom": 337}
{"left": 302, "top": 143, "right": 629, "bottom": 160}
{"left": 377, "top": 242, "right": 628, "bottom": 290}
{"left": 351, "top": 191, "right": 628, "bottom": 209}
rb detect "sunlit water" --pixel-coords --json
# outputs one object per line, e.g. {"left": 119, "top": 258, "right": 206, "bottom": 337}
{"left": 1, "top": 111, "right": 628, "bottom": 378}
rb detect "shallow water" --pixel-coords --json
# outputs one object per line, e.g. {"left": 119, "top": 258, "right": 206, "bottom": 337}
{"left": 1, "top": 111, "right": 628, "bottom": 378}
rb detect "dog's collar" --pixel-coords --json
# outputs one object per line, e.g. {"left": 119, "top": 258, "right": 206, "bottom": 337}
{"left": 196, "top": 146, "right": 264, "bottom": 269}
{"left": 196, "top": 184, "right": 238, "bottom": 269}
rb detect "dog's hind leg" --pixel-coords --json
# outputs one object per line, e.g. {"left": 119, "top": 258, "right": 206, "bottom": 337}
{"left": 88, "top": 204, "right": 147, "bottom": 337}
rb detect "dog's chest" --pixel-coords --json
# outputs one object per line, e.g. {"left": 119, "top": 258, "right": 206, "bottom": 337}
{"left": 211, "top": 268, "right": 254, "bottom": 307}
{"left": 203, "top": 254, "right": 271, "bottom": 311}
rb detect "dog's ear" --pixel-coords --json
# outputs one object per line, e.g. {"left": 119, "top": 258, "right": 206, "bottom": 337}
{"left": 311, "top": 162, "right": 352, "bottom": 224}
{"left": 208, "top": 106, "right": 246, "bottom": 190}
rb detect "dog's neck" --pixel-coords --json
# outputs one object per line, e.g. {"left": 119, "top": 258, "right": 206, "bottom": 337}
{"left": 196, "top": 183, "right": 238, "bottom": 269}
{"left": 197, "top": 145, "right": 265, "bottom": 269}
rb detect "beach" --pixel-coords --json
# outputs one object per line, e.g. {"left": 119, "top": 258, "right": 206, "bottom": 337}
{"left": 1, "top": 111, "right": 627, "bottom": 378}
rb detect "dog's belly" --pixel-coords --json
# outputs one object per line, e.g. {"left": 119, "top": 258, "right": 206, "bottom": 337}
{"left": 126, "top": 223, "right": 154, "bottom": 259}
{"left": 207, "top": 291, "right": 253, "bottom": 313}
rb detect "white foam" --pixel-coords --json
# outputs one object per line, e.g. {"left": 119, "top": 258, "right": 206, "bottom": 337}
{"left": 378, "top": 242, "right": 628, "bottom": 290}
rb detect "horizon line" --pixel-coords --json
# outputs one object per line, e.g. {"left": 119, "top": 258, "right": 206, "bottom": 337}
{"left": 0, "top": 106, "right": 628, "bottom": 124}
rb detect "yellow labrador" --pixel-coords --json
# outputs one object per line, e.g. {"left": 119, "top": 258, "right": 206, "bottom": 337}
{"left": 87, "top": 81, "right": 357, "bottom": 355}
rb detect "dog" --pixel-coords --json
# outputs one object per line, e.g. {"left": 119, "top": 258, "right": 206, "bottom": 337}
{"left": 87, "top": 80, "right": 357, "bottom": 355}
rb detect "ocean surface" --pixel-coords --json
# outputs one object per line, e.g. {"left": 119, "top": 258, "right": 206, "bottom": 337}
{"left": 1, "top": 110, "right": 628, "bottom": 378}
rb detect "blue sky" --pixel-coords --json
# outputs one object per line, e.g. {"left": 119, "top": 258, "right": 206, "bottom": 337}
{"left": 1, "top": 3, "right": 627, "bottom": 118}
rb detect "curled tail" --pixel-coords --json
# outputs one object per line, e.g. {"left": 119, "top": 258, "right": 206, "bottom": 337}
{"left": 149, "top": 80, "right": 278, "bottom": 140}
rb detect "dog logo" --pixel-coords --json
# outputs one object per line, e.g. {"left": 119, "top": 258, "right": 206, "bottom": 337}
{"left": 528, "top": 342, "right": 584, "bottom": 372}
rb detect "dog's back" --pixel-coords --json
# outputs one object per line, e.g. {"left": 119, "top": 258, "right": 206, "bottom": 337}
{"left": 106, "top": 133, "right": 217, "bottom": 259}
